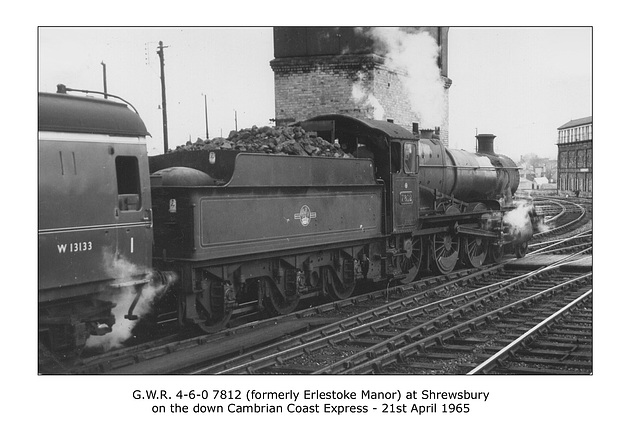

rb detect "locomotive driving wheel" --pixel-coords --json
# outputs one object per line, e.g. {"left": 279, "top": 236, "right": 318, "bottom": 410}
{"left": 431, "top": 206, "right": 461, "bottom": 274}
{"left": 394, "top": 236, "right": 424, "bottom": 283}
{"left": 431, "top": 232, "right": 460, "bottom": 274}
{"left": 461, "top": 202, "right": 490, "bottom": 268}
{"left": 462, "top": 236, "right": 489, "bottom": 268}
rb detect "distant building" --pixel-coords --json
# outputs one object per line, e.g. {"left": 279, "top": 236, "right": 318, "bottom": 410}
{"left": 518, "top": 156, "right": 556, "bottom": 185}
{"left": 556, "top": 116, "right": 592, "bottom": 196}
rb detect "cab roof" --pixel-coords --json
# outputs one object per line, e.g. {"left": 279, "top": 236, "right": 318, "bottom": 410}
{"left": 300, "top": 114, "right": 418, "bottom": 141}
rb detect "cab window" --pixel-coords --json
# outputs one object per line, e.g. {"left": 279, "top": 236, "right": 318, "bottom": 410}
{"left": 116, "top": 156, "right": 141, "bottom": 211}
{"left": 403, "top": 143, "right": 417, "bottom": 174}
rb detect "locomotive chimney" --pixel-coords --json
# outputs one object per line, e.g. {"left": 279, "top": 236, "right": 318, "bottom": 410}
{"left": 476, "top": 134, "right": 496, "bottom": 154}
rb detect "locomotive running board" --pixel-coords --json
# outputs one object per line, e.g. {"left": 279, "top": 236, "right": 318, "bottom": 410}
{"left": 418, "top": 211, "right": 493, "bottom": 224}
{"left": 412, "top": 224, "right": 499, "bottom": 239}
{"left": 456, "top": 225, "right": 500, "bottom": 239}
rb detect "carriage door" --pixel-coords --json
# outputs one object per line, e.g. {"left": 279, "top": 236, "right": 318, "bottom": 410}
{"left": 392, "top": 141, "right": 419, "bottom": 232}
{"left": 114, "top": 152, "right": 153, "bottom": 271}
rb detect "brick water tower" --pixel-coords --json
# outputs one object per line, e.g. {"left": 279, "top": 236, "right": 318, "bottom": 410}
{"left": 270, "top": 27, "right": 452, "bottom": 146}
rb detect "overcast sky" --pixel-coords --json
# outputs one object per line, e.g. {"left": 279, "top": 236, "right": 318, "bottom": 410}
{"left": 38, "top": 26, "right": 591, "bottom": 160}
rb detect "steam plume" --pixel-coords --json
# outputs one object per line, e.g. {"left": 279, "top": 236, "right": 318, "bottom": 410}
{"left": 503, "top": 200, "right": 549, "bottom": 240}
{"left": 364, "top": 27, "right": 446, "bottom": 129}
{"left": 352, "top": 70, "right": 385, "bottom": 120}
{"left": 85, "top": 251, "right": 171, "bottom": 351}
{"left": 503, "top": 201, "right": 533, "bottom": 242}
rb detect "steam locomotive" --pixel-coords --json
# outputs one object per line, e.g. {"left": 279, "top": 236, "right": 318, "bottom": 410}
{"left": 38, "top": 89, "right": 531, "bottom": 352}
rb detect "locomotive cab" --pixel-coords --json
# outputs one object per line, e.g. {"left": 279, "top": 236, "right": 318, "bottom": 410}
{"left": 299, "top": 115, "right": 423, "bottom": 283}
{"left": 391, "top": 140, "right": 419, "bottom": 233}
{"left": 300, "top": 115, "right": 420, "bottom": 235}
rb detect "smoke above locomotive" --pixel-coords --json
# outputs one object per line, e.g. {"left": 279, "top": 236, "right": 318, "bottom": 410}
{"left": 358, "top": 27, "right": 447, "bottom": 130}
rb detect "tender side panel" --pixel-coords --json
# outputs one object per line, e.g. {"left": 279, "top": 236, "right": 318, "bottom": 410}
{"left": 197, "top": 188, "right": 383, "bottom": 260}
{"left": 152, "top": 185, "right": 383, "bottom": 261}
{"left": 151, "top": 152, "right": 384, "bottom": 261}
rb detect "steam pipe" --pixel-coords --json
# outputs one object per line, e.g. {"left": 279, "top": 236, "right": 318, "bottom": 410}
{"left": 124, "top": 270, "right": 178, "bottom": 321}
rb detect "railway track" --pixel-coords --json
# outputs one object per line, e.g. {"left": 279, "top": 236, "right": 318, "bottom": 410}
{"left": 189, "top": 250, "right": 591, "bottom": 375}
{"left": 529, "top": 230, "right": 593, "bottom": 255}
{"left": 532, "top": 197, "right": 591, "bottom": 239}
{"left": 468, "top": 288, "right": 592, "bottom": 374}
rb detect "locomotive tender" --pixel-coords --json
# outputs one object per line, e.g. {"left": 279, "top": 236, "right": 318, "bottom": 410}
{"left": 38, "top": 90, "right": 530, "bottom": 351}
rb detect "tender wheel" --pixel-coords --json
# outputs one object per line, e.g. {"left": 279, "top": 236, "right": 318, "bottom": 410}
{"left": 462, "top": 236, "right": 489, "bottom": 268}
{"left": 262, "top": 277, "right": 300, "bottom": 316}
{"left": 197, "top": 313, "right": 232, "bottom": 333}
{"left": 194, "top": 280, "right": 234, "bottom": 333}
{"left": 431, "top": 232, "right": 460, "bottom": 274}
{"left": 395, "top": 236, "right": 424, "bottom": 283}
{"left": 514, "top": 241, "right": 528, "bottom": 258}
{"left": 325, "top": 267, "right": 355, "bottom": 300}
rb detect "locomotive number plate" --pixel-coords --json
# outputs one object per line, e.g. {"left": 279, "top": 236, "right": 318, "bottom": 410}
{"left": 399, "top": 191, "right": 413, "bottom": 205}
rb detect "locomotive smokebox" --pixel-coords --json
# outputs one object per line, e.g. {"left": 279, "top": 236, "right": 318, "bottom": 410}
{"left": 476, "top": 134, "right": 496, "bottom": 154}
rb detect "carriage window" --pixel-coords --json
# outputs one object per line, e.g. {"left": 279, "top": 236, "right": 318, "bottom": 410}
{"left": 116, "top": 156, "right": 141, "bottom": 211}
{"left": 404, "top": 143, "right": 417, "bottom": 174}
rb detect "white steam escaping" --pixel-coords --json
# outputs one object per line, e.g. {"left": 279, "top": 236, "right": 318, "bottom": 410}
{"left": 365, "top": 27, "right": 446, "bottom": 129}
{"left": 503, "top": 200, "right": 549, "bottom": 241}
{"left": 85, "top": 251, "right": 171, "bottom": 351}
{"left": 352, "top": 71, "right": 386, "bottom": 120}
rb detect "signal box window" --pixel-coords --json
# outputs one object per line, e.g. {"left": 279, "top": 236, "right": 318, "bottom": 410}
{"left": 116, "top": 156, "right": 141, "bottom": 211}
{"left": 403, "top": 143, "right": 417, "bottom": 174}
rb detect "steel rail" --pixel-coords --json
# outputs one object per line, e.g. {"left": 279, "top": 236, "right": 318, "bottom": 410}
{"left": 533, "top": 199, "right": 587, "bottom": 238}
{"left": 331, "top": 272, "right": 592, "bottom": 375}
{"left": 528, "top": 230, "right": 593, "bottom": 256}
{"left": 466, "top": 287, "right": 593, "bottom": 375}
{"left": 193, "top": 266, "right": 526, "bottom": 374}
{"left": 198, "top": 249, "right": 590, "bottom": 374}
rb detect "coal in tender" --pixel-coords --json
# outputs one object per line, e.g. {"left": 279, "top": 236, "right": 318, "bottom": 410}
{"left": 170, "top": 125, "right": 352, "bottom": 158}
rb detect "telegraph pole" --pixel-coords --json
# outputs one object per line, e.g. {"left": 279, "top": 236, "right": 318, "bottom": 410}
{"left": 157, "top": 41, "right": 169, "bottom": 154}
{"left": 204, "top": 94, "right": 210, "bottom": 140}
{"left": 101, "top": 61, "right": 108, "bottom": 99}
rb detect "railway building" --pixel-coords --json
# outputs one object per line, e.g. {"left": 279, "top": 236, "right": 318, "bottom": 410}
{"left": 270, "top": 27, "right": 452, "bottom": 146}
{"left": 556, "top": 116, "right": 592, "bottom": 196}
